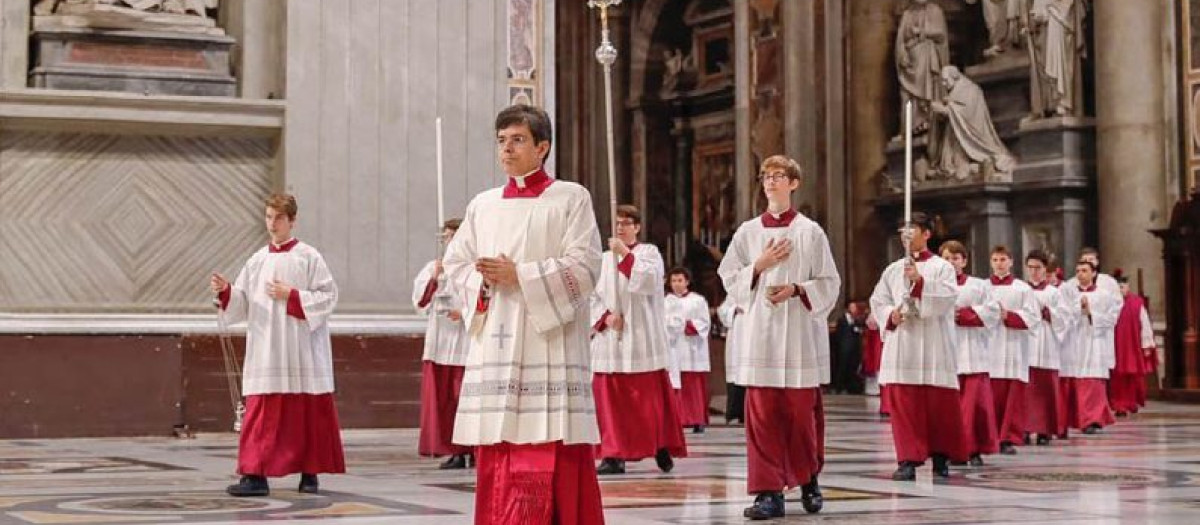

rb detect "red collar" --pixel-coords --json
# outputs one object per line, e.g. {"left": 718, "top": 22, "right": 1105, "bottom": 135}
{"left": 956, "top": 272, "right": 968, "bottom": 286}
{"left": 503, "top": 169, "right": 553, "bottom": 198}
{"left": 269, "top": 238, "right": 299, "bottom": 253}
{"left": 1079, "top": 283, "right": 1097, "bottom": 293}
{"left": 913, "top": 250, "right": 934, "bottom": 262}
{"left": 990, "top": 274, "right": 1015, "bottom": 286}
{"left": 1031, "top": 280, "right": 1049, "bottom": 291}
{"left": 761, "top": 208, "right": 797, "bottom": 228}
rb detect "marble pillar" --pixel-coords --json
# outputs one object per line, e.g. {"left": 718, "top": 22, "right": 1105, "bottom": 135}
{"left": 734, "top": 0, "right": 752, "bottom": 223}
{"left": 1094, "top": 0, "right": 1168, "bottom": 315}
{"left": 846, "top": 0, "right": 896, "bottom": 299}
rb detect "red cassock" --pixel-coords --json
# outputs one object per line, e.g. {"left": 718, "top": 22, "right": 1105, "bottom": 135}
{"left": 885, "top": 385, "right": 969, "bottom": 463}
{"left": 861, "top": 327, "right": 883, "bottom": 377}
{"left": 237, "top": 393, "right": 346, "bottom": 477}
{"left": 745, "top": 387, "right": 824, "bottom": 493}
{"left": 1110, "top": 294, "right": 1151, "bottom": 414}
{"left": 990, "top": 378, "right": 1026, "bottom": 445}
{"left": 474, "top": 441, "right": 605, "bottom": 525}
{"left": 592, "top": 370, "right": 688, "bottom": 460}
{"left": 677, "top": 372, "right": 710, "bottom": 426}
{"left": 1023, "top": 367, "right": 1062, "bottom": 436}
{"left": 1059, "top": 377, "right": 1116, "bottom": 431}
{"left": 418, "top": 361, "right": 471, "bottom": 457}
{"left": 958, "top": 373, "right": 999, "bottom": 455}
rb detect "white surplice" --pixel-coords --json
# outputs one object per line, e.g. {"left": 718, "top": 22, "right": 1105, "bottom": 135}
{"left": 871, "top": 253, "right": 960, "bottom": 389}
{"left": 442, "top": 174, "right": 602, "bottom": 446}
{"left": 590, "top": 243, "right": 674, "bottom": 379}
{"left": 717, "top": 212, "right": 841, "bottom": 388}
{"left": 412, "top": 260, "right": 467, "bottom": 366}
{"left": 986, "top": 276, "right": 1041, "bottom": 382}
{"left": 221, "top": 240, "right": 338, "bottom": 395}
{"left": 1029, "top": 282, "right": 1073, "bottom": 370}
{"left": 953, "top": 275, "right": 1001, "bottom": 375}
{"left": 665, "top": 291, "right": 712, "bottom": 373}
{"left": 1058, "top": 284, "right": 1122, "bottom": 379}
{"left": 717, "top": 296, "right": 745, "bottom": 384}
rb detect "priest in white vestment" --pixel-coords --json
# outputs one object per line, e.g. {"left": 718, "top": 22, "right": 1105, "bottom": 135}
{"left": 414, "top": 218, "right": 471, "bottom": 469}
{"left": 1059, "top": 259, "right": 1121, "bottom": 435}
{"left": 590, "top": 204, "right": 687, "bottom": 476}
{"left": 718, "top": 155, "right": 840, "bottom": 519}
{"left": 984, "top": 246, "right": 1041, "bottom": 454}
{"left": 939, "top": 240, "right": 1000, "bottom": 466}
{"left": 212, "top": 193, "right": 344, "bottom": 498}
{"left": 871, "top": 212, "right": 968, "bottom": 482}
{"left": 664, "top": 266, "right": 712, "bottom": 432}
{"left": 442, "top": 105, "right": 605, "bottom": 524}
{"left": 717, "top": 295, "right": 746, "bottom": 424}
{"left": 1023, "top": 250, "right": 1071, "bottom": 443}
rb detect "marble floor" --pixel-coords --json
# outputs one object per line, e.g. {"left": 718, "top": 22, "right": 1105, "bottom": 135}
{"left": 3, "top": 395, "right": 1200, "bottom": 524}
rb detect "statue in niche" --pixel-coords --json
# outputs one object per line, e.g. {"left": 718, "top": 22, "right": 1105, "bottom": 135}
{"left": 966, "top": 0, "right": 1022, "bottom": 58}
{"left": 895, "top": 0, "right": 949, "bottom": 139}
{"left": 33, "top": 0, "right": 218, "bottom": 26}
{"left": 929, "top": 65, "right": 1016, "bottom": 181}
{"left": 1023, "top": 0, "right": 1088, "bottom": 118}
{"left": 660, "top": 48, "right": 696, "bottom": 97}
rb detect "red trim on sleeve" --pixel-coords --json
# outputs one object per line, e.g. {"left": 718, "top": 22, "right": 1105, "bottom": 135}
{"left": 910, "top": 277, "right": 924, "bottom": 299}
{"left": 796, "top": 285, "right": 812, "bottom": 311}
{"left": 1003, "top": 311, "right": 1028, "bottom": 329}
{"left": 885, "top": 315, "right": 898, "bottom": 332}
{"left": 617, "top": 253, "right": 635, "bottom": 278}
{"left": 218, "top": 285, "right": 231, "bottom": 310}
{"left": 286, "top": 289, "right": 306, "bottom": 320}
{"left": 593, "top": 310, "right": 612, "bottom": 333}
{"left": 475, "top": 288, "right": 490, "bottom": 314}
{"left": 955, "top": 307, "right": 984, "bottom": 327}
{"left": 684, "top": 321, "right": 699, "bottom": 336}
{"left": 417, "top": 279, "right": 438, "bottom": 308}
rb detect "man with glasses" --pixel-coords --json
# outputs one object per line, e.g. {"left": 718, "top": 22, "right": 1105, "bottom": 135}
{"left": 719, "top": 155, "right": 841, "bottom": 518}
{"left": 590, "top": 204, "right": 687, "bottom": 476}
{"left": 1023, "top": 250, "right": 1069, "bottom": 444}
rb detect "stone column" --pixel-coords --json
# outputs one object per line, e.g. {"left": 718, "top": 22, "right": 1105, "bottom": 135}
{"left": 1094, "top": 0, "right": 1168, "bottom": 315}
{"left": 845, "top": 0, "right": 896, "bottom": 299}
{"left": 781, "top": 0, "right": 817, "bottom": 214}
{"left": 734, "top": 0, "right": 752, "bottom": 222}
{"left": 0, "top": 0, "right": 30, "bottom": 89}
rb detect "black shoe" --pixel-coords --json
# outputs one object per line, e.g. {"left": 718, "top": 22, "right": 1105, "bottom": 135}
{"left": 439, "top": 454, "right": 467, "bottom": 470}
{"left": 298, "top": 473, "right": 319, "bottom": 494}
{"left": 692, "top": 425, "right": 705, "bottom": 434}
{"left": 655, "top": 448, "right": 674, "bottom": 473}
{"left": 226, "top": 475, "right": 269, "bottom": 497}
{"left": 968, "top": 454, "right": 985, "bottom": 467}
{"left": 743, "top": 492, "right": 785, "bottom": 520}
{"left": 800, "top": 477, "right": 823, "bottom": 514}
{"left": 1023, "top": 434, "right": 1032, "bottom": 446}
{"left": 596, "top": 457, "right": 625, "bottom": 475}
{"left": 999, "top": 442, "right": 1018, "bottom": 455}
{"left": 1115, "top": 411, "right": 1128, "bottom": 418}
{"left": 1036, "top": 435, "right": 1051, "bottom": 446}
{"left": 1082, "top": 424, "right": 1101, "bottom": 435}
{"left": 892, "top": 462, "right": 917, "bottom": 481}
{"left": 931, "top": 455, "right": 949, "bottom": 478}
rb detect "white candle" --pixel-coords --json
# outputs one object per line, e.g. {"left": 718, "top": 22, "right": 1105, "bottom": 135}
{"left": 903, "top": 101, "right": 913, "bottom": 227}
{"left": 435, "top": 117, "right": 445, "bottom": 228}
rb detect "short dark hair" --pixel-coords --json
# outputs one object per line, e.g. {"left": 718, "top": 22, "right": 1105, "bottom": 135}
{"left": 1076, "top": 259, "right": 1098, "bottom": 272}
{"left": 444, "top": 218, "right": 463, "bottom": 231}
{"left": 1025, "top": 249, "right": 1050, "bottom": 266}
{"left": 495, "top": 104, "right": 553, "bottom": 161}
{"left": 990, "top": 245, "right": 1011, "bottom": 258}
{"left": 898, "top": 211, "right": 934, "bottom": 232}
{"left": 668, "top": 266, "right": 692, "bottom": 281}
{"left": 616, "top": 204, "right": 641, "bottom": 225}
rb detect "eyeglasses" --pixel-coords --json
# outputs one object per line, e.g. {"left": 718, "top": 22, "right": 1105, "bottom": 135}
{"left": 496, "top": 135, "right": 532, "bottom": 148}
{"left": 615, "top": 220, "right": 636, "bottom": 227}
{"left": 758, "top": 173, "right": 789, "bottom": 182}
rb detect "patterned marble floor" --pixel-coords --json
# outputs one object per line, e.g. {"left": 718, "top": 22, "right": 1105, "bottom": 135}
{"left": 3, "top": 395, "right": 1200, "bottom": 524}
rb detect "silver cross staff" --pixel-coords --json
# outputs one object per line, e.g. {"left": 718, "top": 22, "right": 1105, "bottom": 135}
{"left": 589, "top": 0, "right": 625, "bottom": 338}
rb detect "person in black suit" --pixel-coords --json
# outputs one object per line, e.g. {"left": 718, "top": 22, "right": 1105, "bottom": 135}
{"left": 830, "top": 301, "right": 865, "bottom": 394}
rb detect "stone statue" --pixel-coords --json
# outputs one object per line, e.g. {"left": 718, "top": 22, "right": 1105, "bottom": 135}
{"left": 660, "top": 48, "right": 696, "bottom": 97}
{"left": 967, "top": 0, "right": 1022, "bottom": 58}
{"left": 929, "top": 65, "right": 1016, "bottom": 181}
{"left": 37, "top": 0, "right": 216, "bottom": 17}
{"left": 895, "top": 0, "right": 949, "bottom": 138}
{"left": 1023, "top": 0, "right": 1087, "bottom": 118}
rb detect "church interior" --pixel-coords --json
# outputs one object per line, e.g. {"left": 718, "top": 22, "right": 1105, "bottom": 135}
{"left": 2, "top": 0, "right": 1200, "bottom": 523}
